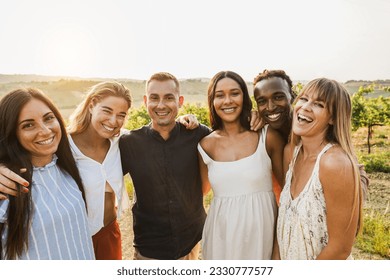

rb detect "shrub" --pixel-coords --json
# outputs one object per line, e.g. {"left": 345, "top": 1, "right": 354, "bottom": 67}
{"left": 359, "top": 152, "right": 390, "bottom": 173}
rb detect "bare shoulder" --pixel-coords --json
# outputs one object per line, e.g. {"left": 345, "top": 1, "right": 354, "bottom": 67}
{"left": 320, "top": 145, "right": 354, "bottom": 189}
{"left": 265, "top": 125, "right": 284, "bottom": 149}
{"left": 266, "top": 125, "right": 279, "bottom": 138}
{"left": 199, "top": 131, "right": 219, "bottom": 152}
{"left": 320, "top": 145, "right": 353, "bottom": 172}
{"left": 283, "top": 142, "right": 293, "bottom": 162}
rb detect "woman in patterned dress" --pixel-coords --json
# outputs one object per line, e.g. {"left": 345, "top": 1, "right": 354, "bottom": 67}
{"left": 276, "top": 78, "right": 362, "bottom": 259}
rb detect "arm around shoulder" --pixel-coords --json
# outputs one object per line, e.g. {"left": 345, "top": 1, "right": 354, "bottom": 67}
{"left": 266, "top": 127, "right": 285, "bottom": 187}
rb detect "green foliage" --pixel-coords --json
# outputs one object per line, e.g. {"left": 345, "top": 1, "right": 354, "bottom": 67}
{"left": 351, "top": 85, "right": 390, "bottom": 153}
{"left": 293, "top": 82, "right": 304, "bottom": 95}
{"left": 358, "top": 152, "right": 390, "bottom": 173}
{"left": 179, "top": 103, "right": 210, "bottom": 127}
{"left": 355, "top": 210, "right": 390, "bottom": 258}
{"left": 351, "top": 86, "right": 390, "bottom": 131}
{"left": 124, "top": 175, "right": 134, "bottom": 199}
{"left": 125, "top": 106, "right": 151, "bottom": 130}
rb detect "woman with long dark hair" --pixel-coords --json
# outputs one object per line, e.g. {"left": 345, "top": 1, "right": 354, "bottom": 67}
{"left": 198, "top": 71, "right": 284, "bottom": 259}
{"left": 0, "top": 88, "right": 94, "bottom": 259}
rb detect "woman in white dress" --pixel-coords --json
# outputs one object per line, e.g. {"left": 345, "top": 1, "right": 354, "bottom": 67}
{"left": 198, "top": 71, "right": 284, "bottom": 260}
{"left": 277, "top": 78, "right": 362, "bottom": 259}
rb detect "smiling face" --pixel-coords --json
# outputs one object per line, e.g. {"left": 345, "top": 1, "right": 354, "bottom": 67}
{"left": 89, "top": 95, "right": 129, "bottom": 139}
{"left": 144, "top": 79, "right": 184, "bottom": 131}
{"left": 254, "top": 77, "right": 292, "bottom": 130}
{"left": 293, "top": 90, "right": 333, "bottom": 139}
{"left": 16, "top": 98, "right": 62, "bottom": 167}
{"left": 213, "top": 77, "right": 244, "bottom": 124}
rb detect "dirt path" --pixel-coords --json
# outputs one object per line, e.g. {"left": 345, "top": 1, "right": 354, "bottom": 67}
{"left": 118, "top": 208, "right": 134, "bottom": 260}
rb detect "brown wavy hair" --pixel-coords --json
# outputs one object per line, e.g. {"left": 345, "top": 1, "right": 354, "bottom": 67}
{"left": 0, "top": 88, "right": 85, "bottom": 259}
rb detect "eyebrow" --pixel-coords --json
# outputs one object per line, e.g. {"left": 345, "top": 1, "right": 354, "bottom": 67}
{"left": 101, "top": 106, "right": 113, "bottom": 111}
{"left": 102, "top": 105, "right": 127, "bottom": 115}
{"left": 215, "top": 88, "right": 241, "bottom": 93}
{"left": 19, "top": 112, "right": 53, "bottom": 125}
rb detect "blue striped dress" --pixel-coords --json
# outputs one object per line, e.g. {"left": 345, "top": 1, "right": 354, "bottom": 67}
{"left": 0, "top": 156, "right": 95, "bottom": 260}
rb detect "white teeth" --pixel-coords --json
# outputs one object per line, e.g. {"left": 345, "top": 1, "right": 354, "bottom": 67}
{"left": 156, "top": 112, "right": 169, "bottom": 116}
{"left": 268, "top": 113, "right": 281, "bottom": 120}
{"left": 222, "top": 108, "right": 235, "bottom": 113}
{"left": 102, "top": 124, "right": 115, "bottom": 131}
{"left": 37, "top": 137, "right": 54, "bottom": 145}
{"left": 298, "top": 113, "right": 313, "bottom": 122}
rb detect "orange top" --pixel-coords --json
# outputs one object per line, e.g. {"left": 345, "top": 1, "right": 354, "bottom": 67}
{"left": 272, "top": 173, "right": 282, "bottom": 206}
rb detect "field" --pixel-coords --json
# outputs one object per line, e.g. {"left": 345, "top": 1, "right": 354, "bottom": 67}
{"left": 2, "top": 74, "right": 389, "bottom": 119}
{"left": 1, "top": 74, "right": 388, "bottom": 259}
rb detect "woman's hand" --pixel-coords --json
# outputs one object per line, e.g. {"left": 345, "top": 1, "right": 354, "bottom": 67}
{"left": 0, "top": 165, "right": 29, "bottom": 199}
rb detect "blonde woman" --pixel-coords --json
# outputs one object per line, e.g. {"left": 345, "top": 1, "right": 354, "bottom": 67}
{"left": 67, "top": 82, "right": 132, "bottom": 260}
{"left": 276, "top": 78, "right": 362, "bottom": 259}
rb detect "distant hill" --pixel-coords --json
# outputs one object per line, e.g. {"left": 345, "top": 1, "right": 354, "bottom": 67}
{"left": 344, "top": 80, "right": 390, "bottom": 98}
{"left": 1, "top": 74, "right": 389, "bottom": 118}
{"left": 0, "top": 75, "right": 212, "bottom": 117}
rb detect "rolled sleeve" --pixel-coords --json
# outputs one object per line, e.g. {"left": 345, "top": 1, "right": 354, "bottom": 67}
{"left": 0, "top": 199, "right": 9, "bottom": 223}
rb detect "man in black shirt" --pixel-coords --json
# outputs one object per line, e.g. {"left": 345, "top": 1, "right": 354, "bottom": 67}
{"left": 119, "top": 72, "right": 210, "bottom": 259}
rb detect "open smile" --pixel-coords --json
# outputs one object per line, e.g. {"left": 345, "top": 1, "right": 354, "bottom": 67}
{"left": 297, "top": 113, "right": 313, "bottom": 123}
{"left": 36, "top": 136, "right": 55, "bottom": 145}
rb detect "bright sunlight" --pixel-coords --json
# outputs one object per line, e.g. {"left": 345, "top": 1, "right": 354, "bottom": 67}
{"left": 39, "top": 24, "right": 98, "bottom": 77}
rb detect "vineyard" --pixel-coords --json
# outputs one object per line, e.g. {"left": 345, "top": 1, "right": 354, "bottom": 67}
{"left": 1, "top": 75, "right": 388, "bottom": 259}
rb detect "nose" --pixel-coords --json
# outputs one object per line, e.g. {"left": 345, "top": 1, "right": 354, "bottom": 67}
{"left": 301, "top": 101, "right": 312, "bottom": 111}
{"left": 108, "top": 114, "right": 118, "bottom": 125}
{"left": 267, "top": 100, "right": 276, "bottom": 110}
{"left": 157, "top": 99, "right": 166, "bottom": 108}
{"left": 37, "top": 122, "right": 52, "bottom": 135}
{"left": 223, "top": 95, "right": 232, "bottom": 104}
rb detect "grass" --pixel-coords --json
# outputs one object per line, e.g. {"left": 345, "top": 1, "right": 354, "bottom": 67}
{"left": 355, "top": 210, "right": 390, "bottom": 258}
{"left": 352, "top": 125, "right": 389, "bottom": 259}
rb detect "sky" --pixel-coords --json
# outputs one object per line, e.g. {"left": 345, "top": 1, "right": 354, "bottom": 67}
{"left": 0, "top": 0, "right": 389, "bottom": 82}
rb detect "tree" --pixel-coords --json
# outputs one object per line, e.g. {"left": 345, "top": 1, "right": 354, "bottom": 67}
{"left": 125, "top": 106, "right": 150, "bottom": 130}
{"left": 351, "top": 85, "right": 390, "bottom": 153}
{"left": 179, "top": 103, "right": 210, "bottom": 127}
{"left": 124, "top": 103, "right": 211, "bottom": 130}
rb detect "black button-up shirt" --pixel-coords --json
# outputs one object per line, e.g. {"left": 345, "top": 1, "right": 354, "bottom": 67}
{"left": 119, "top": 122, "right": 210, "bottom": 259}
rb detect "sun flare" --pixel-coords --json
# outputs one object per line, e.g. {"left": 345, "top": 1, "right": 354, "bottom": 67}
{"left": 40, "top": 24, "right": 98, "bottom": 76}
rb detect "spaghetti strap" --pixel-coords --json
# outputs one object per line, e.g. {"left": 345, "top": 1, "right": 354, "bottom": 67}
{"left": 197, "top": 143, "right": 213, "bottom": 164}
{"left": 313, "top": 143, "right": 334, "bottom": 171}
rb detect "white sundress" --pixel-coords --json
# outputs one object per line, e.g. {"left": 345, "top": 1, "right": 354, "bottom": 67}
{"left": 198, "top": 126, "right": 277, "bottom": 260}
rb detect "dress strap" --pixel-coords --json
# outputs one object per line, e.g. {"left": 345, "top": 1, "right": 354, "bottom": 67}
{"left": 289, "top": 142, "right": 302, "bottom": 171}
{"left": 197, "top": 143, "right": 213, "bottom": 164}
{"left": 259, "top": 124, "right": 269, "bottom": 144}
{"left": 313, "top": 143, "right": 334, "bottom": 172}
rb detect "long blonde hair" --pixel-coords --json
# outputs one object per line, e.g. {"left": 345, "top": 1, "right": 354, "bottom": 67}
{"left": 68, "top": 81, "right": 132, "bottom": 134}
{"left": 291, "top": 78, "right": 362, "bottom": 233}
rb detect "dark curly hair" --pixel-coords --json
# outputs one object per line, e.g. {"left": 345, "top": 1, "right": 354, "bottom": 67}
{"left": 253, "top": 69, "right": 296, "bottom": 102}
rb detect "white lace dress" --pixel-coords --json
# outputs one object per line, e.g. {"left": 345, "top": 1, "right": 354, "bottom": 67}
{"left": 277, "top": 143, "right": 342, "bottom": 260}
{"left": 198, "top": 126, "right": 277, "bottom": 260}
